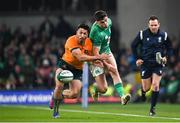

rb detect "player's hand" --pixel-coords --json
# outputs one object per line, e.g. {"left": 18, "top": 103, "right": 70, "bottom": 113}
{"left": 136, "top": 59, "right": 144, "bottom": 67}
{"left": 93, "top": 60, "right": 104, "bottom": 68}
{"left": 99, "top": 53, "right": 109, "bottom": 60}
{"left": 161, "top": 57, "right": 167, "bottom": 65}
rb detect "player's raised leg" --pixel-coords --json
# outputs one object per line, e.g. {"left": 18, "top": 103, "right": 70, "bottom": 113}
{"left": 108, "top": 54, "right": 131, "bottom": 105}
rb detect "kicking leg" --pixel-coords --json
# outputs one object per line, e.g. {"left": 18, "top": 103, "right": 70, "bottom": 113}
{"left": 106, "top": 54, "right": 131, "bottom": 105}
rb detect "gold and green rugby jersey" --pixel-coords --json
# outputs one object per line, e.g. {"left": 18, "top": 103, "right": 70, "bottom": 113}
{"left": 90, "top": 18, "right": 112, "bottom": 54}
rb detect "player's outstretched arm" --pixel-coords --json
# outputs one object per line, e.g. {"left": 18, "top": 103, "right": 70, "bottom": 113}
{"left": 72, "top": 48, "right": 109, "bottom": 62}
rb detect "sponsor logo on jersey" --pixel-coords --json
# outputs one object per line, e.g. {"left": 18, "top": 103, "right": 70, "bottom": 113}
{"left": 158, "top": 37, "right": 162, "bottom": 43}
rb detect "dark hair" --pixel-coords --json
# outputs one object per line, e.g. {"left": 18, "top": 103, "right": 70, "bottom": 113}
{"left": 148, "top": 15, "right": 159, "bottom": 21}
{"left": 94, "top": 10, "right": 107, "bottom": 21}
{"left": 77, "top": 23, "right": 90, "bottom": 33}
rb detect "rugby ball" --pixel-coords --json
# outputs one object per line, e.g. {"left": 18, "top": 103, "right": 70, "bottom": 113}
{"left": 57, "top": 70, "right": 74, "bottom": 83}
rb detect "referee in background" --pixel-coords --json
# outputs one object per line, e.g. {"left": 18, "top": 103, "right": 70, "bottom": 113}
{"left": 131, "top": 15, "right": 173, "bottom": 116}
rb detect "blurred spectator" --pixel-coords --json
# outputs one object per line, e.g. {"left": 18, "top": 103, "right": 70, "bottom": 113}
{"left": 116, "top": 48, "right": 133, "bottom": 76}
{"left": 17, "top": 44, "right": 35, "bottom": 89}
{"left": 2, "top": 56, "right": 19, "bottom": 90}
{"left": 42, "top": 44, "right": 57, "bottom": 65}
{"left": 117, "top": 54, "right": 130, "bottom": 76}
{"left": 13, "top": 26, "right": 26, "bottom": 45}
{"left": 36, "top": 58, "right": 54, "bottom": 89}
{"left": 31, "top": 40, "right": 44, "bottom": 64}
{"left": 0, "top": 55, "right": 5, "bottom": 89}
{"left": 159, "top": 61, "right": 180, "bottom": 103}
{"left": 54, "top": 15, "right": 74, "bottom": 39}
{"left": 18, "top": 54, "right": 36, "bottom": 89}
{"left": 38, "top": 16, "right": 54, "bottom": 41}
{"left": 0, "top": 23, "right": 12, "bottom": 47}
{"left": 70, "top": 0, "right": 79, "bottom": 10}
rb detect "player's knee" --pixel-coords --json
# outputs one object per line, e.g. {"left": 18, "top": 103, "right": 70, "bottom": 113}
{"left": 99, "top": 86, "right": 108, "bottom": 94}
{"left": 71, "top": 91, "right": 80, "bottom": 98}
{"left": 151, "top": 83, "right": 159, "bottom": 91}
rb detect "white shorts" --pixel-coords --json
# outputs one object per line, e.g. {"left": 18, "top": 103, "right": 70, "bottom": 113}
{"left": 89, "top": 64, "right": 105, "bottom": 77}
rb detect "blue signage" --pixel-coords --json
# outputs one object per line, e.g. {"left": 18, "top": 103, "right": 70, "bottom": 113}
{"left": 0, "top": 90, "right": 52, "bottom": 105}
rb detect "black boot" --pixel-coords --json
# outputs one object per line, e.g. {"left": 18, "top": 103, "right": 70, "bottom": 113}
{"left": 149, "top": 107, "right": 156, "bottom": 116}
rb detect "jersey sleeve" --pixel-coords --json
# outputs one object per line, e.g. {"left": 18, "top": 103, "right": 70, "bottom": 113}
{"left": 131, "top": 31, "right": 142, "bottom": 60}
{"left": 65, "top": 37, "right": 79, "bottom": 52}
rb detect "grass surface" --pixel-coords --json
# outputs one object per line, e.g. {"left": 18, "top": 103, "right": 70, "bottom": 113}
{"left": 0, "top": 103, "right": 180, "bottom": 122}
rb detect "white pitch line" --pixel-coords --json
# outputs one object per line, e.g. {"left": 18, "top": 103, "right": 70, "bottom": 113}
{"left": 2, "top": 105, "right": 180, "bottom": 121}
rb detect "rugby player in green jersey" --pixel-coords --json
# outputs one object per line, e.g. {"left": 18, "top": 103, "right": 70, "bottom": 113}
{"left": 89, "top": 10, "right": 131, "bottom": 105}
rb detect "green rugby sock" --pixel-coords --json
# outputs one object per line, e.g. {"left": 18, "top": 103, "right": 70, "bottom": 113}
{"left": 114, "top": 83, "right": 124, "bottom": 97}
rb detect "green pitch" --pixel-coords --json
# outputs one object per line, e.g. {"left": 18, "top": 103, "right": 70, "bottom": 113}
{"left": 0, "top": 103, "right": 180, "bottom": 122}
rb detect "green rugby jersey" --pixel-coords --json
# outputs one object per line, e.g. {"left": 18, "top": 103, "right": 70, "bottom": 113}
{"left": 90, "top": 18, "right": 112, "bottom": 54}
